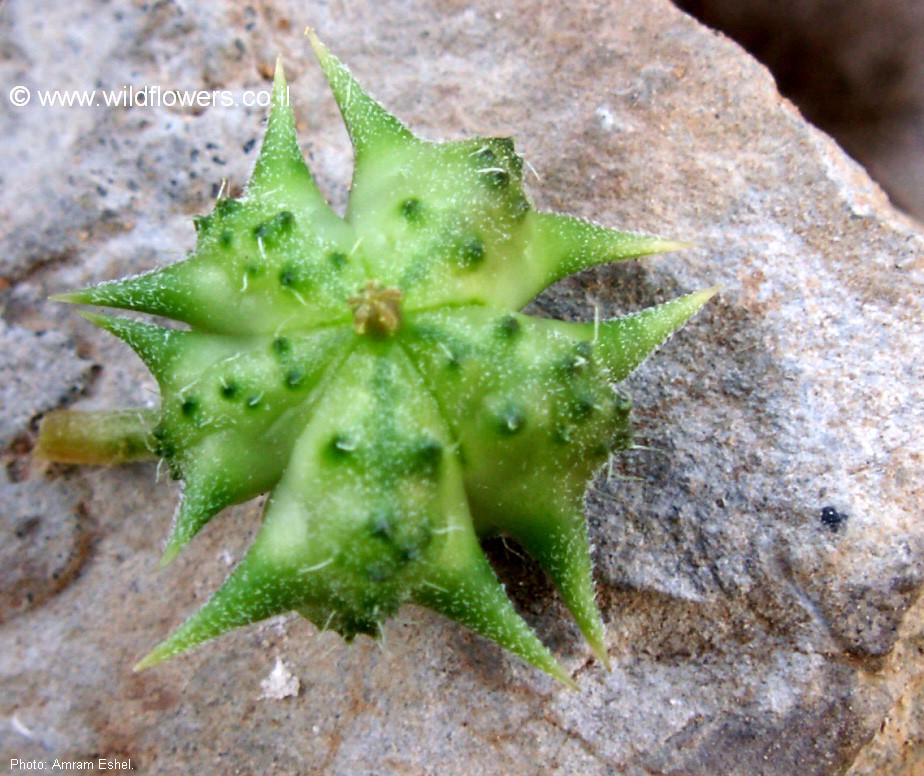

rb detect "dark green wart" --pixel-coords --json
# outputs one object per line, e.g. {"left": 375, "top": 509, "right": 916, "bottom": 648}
{"left": 39, "top": 32, "right": 715, "bottom": 686}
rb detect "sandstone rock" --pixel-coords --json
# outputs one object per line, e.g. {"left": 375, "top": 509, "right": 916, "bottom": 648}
{"left": 675, "top": 0, "right": 924, "bottom": 221}
{"left": 0, "top": 477, "right": 93, "bottom": 624}
{"left": 0, "top": 320, "right": 96, "bottom": 450}
{"left": 0, "top": 0, "right": 921, "bottom": 773}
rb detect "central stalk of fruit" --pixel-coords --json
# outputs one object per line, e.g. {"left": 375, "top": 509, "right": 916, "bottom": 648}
{"left": 347, "top": 280, "right": 403, "bottom": 337}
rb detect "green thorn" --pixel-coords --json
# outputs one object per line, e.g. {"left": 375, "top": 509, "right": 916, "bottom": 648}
{"left": 305, "top": 28, "right": 415, "bottom": 159}
{"left": 160, "top": 481, "right": 221, "bottom": 567}
{"left": 80, "top": 311, "right": 182, "bottom": 378}
{"left": 133, "top": 649, "right": 163, "bottom": 673}
{"left": 50, "top": 290, "right": 90, "bottom": 304}
{"left": 135, "top": 545, "right": 297, "bottom": 671}
{"left": 159, "top": 542, "right": 181, "bottom": 569}
{"left": 53, "top": 261, "right": 202, "bottom": 325}
{"left": 414, "top": 544, "right": 577, "bottom": 688}
{"left": 503, "top": 506, "right": 611, "bottom": 670}
{"left": 248, "top": 57, "right": 328, "bottom": 208}
{"left": 596, "top": 285, "right": 719, "bottom": 382}
{"left": 521, "top": 211, "right": 692, "bottom": 302}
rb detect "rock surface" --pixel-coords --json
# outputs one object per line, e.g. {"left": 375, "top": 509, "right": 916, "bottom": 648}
{"left": 0, "top": 320, "right": 96, "bottom": 451}
{"left": 1, "top": 0, "right": 922, "bottom": 774}
{"left": 675, "top": 0, "right": 924, "bottom": 222}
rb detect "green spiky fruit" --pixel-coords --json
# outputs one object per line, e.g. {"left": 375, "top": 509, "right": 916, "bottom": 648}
{"left": 38, "top": 32, "right": 715, "bottom": 686}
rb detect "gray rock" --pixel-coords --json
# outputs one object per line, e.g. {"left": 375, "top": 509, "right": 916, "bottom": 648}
{"left": 674, "top": 0, "right": 924, "bottom": 221}
{"left": 0, "top": 477, "right": 92, "bottom": 624}
{"left": 1, "top": 0, "right": 922, "bottom": 773}
{"left": 0, "top": 320, "right": 96, "bottom": 449}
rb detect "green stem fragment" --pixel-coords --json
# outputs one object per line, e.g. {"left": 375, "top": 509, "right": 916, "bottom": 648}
{"left": 36, "top": 408, "right": 159, "bottom": 465}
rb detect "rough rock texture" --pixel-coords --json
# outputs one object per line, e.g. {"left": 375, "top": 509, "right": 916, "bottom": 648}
{"left": 0, "top": 320, "right": 96, "bottom": 451}
{"left": 1, "top": 1, "right": 922, "bottom": 774}
{"left": 674, "top": 0, "right": 924, "bottom": 222}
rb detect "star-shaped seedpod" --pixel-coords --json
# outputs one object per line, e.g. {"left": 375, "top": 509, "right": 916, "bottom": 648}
{"left": 40, "top": 31, "right": 716, "bottom": 685}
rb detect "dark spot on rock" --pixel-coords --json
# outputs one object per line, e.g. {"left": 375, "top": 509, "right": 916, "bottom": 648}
{"left": 242, "top": 138, "right": 256, "bottom": 154}
{"left": 14, "top": 516, "right": 41, "bottom": 540}
{"left": 1, "top": 501, "right": 98, "bottom": 623}
{"left": 820, "top": 505, "right": 848, "bottom": 533}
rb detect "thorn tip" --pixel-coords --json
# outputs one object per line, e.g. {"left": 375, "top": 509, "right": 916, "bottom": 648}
{"left": 49, "top": 291, "right": 85, "bottom": 304}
